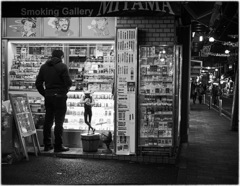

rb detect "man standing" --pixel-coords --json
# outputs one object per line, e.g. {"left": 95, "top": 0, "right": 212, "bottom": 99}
{"left": 35, "top": 50, "right": 72, "bottom": 152}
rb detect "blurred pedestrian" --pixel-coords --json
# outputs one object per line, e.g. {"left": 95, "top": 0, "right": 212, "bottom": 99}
{"left": 212, "top": 85, "right": 218, "bottom": 105}
{"left": 191, "top": 82, "right": 197, "bottom": 104}
{"left": 217, "top": 86, "right": 222, "bottom": 100}
{"left": 35, "top": 50, "right": 72, "bottom": 152}
{"left": 197, "top": 84, "right": 204, "bottom": 104}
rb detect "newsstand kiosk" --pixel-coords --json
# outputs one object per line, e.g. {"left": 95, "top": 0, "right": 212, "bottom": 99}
{"left": 2, "top": 14, "right": 182, "bottom": 163}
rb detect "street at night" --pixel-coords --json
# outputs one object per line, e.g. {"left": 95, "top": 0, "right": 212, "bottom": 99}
{"left": 1, "top": 1, "right": 238, "bottom": 185}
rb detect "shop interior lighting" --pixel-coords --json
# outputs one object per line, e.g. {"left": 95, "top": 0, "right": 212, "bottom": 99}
{"left": 160, "top": 57, "right": 165, "bottom": 62}
{"left": 209, "top": 37, "right": 215, "bottom": 42}
{"left": 159, "top": 49, "right": 166, "bottom": 54}
{"left": 199, "top": 36, "right": 203, "bottom": 42}
{"left": 225, "top": 49, "right": 230, "bottom": 54}
{"left": 8, "top": 40, "right": 114, "bottom": 46}
{"left": 192, "top": 32, "right": 195, "bottom": 37}
{"left": 215, "top": 69, "right": 218, "bottom": 71}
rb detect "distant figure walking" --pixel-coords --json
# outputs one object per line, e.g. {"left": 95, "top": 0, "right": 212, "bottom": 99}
{"left": 191, "top": 82, "right": 197, "bottom": 104}
{"left": 212, "top": 85, "right": 219, "bottom": 105}
{"left": 197, "top": 84, "right": 204, "bottom": 104}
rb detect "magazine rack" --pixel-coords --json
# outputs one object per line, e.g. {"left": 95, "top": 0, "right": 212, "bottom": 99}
{"left": 9, "top": 93, "right": 41, "bottom": 160}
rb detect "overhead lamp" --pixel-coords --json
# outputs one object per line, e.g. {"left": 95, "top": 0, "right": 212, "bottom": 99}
{"left": 160, "top": 57, "right": 165, "bottom": 62}
{"left": 209, "top": 37, "right": 215, "bottom": 42}
{"left": 192, "top": 32, "right": 195, "bottom": 37}
{"left": 225, "top": 50, "right": 230, "bottom": 54}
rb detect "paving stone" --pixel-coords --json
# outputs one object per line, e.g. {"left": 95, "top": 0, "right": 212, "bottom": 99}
{"left": 182, "top": 102, "right": 238, "bottom": 184}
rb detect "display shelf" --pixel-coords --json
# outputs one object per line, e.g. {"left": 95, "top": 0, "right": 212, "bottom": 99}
{"left": 32, "top": 112, "right": 45, "bottom": 115}
{"left": 69, "top": 67, "right": 81, "bottom": 70}
{"left": 9, "top": 88, "right": 37, "bottom": 91}
{"left": 84, "top": 73, "right": 114, "bottom": 76}
{"left": 69, "top": 55, "right": 86, "bottom": 57}
{"left": 85, "top": 80, "right": 113, "bottom": 83}
{"left": 8, "top": 42, "right": 115, "bottom": 132}
{"left": 138, "top": 45, "right": 175, "bottom": 148}
{"left": 8, "top": 43, "right": 64, "bottom": 92}
{"left": 66, "top": 43, "right": 115, "bottom": 130}
{"left": 140, "top": 94, "right": 173, "bottom": 96}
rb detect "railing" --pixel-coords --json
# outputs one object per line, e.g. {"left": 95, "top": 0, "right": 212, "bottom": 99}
{"left": 204, "top": 94, "right": 232, "bottom": 119}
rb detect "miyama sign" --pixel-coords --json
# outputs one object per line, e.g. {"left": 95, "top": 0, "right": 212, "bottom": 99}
{"left": 97, "top": 1, "right": 175, "bottom": 16}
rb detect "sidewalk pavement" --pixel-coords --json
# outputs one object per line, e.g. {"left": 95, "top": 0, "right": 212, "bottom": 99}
{"left": 2, "top": 100, "right": 239, "bottom": 185}
{"left": 177, "top": 101, "right": 239, "bottom": 184}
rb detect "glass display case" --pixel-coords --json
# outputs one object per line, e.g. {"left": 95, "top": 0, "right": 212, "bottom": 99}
{"left": 138, "top": 45, "right": 182, "bottom": 154}
{"left": 6, "top": 41, "right": 115, "bottom": 133}
{"left": 8, "top": 42, "right": 63, "bottom": 92}
{"left": 67, "top": 43, "right": 115, "bottom": 131}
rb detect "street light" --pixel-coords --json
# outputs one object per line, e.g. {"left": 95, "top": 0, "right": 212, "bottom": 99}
{"left": 225, "top": 49, "right": 230, "bottom": 54}
{"left": 209, "top": 37, "right": 215, "bottom": 42}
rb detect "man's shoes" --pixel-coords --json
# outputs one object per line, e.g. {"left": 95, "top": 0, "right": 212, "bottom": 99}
{"left": 44, "top": 145, "right": 54, "bottom": 151}
{"left": 54, "top": 145, "right": 69, "bottom": 153}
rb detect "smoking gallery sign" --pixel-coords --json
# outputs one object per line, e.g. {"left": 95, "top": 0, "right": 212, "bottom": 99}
{"left": 2, "top": 1, "right": 180, "bottom": 17}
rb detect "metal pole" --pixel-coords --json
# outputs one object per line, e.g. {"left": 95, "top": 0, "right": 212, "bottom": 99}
{"left": 203, "top": 94, "right": 205, "bottom": 104}
{"left": 209, "top": 96, "right": 212, "bottom": 109}
{"left": 231, "top": 68, "right": 238, "bottom": 131}
{"left": 219, "top": 99, "right": 222, "bottom": 116}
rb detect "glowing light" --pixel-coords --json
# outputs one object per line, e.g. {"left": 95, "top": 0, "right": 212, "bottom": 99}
{"left": 209, "top": 37, "right": 215, "bottom": 42}
{"left": 160, "top": 57, "right": 165, "bottom": 62}
{"left": 225, "top": 50, "right": 230, "bottom": 54}
{"left": 199, "top": 36, "right": 203, "bottom": 42}
{"left": 192, "top": 32, "right": 195, "bottom": 37}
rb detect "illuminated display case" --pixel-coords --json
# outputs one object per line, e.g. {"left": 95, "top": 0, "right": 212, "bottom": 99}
{"left": 6, "top": 41, "right": 115, "bottom": 133}
{"left": 138, "top": 45, "right": 182, "bottom": 155}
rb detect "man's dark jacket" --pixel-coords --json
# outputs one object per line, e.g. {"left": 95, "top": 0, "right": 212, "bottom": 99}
{"left": 35, "top": 57, "right": 72, "bottom": 97}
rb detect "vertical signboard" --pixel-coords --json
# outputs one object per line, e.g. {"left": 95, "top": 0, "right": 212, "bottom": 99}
{"left": 115, "top": 28, "right": 137, "bottom": 155}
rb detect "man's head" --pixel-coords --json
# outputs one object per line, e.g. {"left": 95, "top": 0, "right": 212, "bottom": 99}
{"left": 57, "top": 18, "right": 70, "bottom": 32}
{"left": 52, "top": 50, "right": 64, "bottom": 59}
